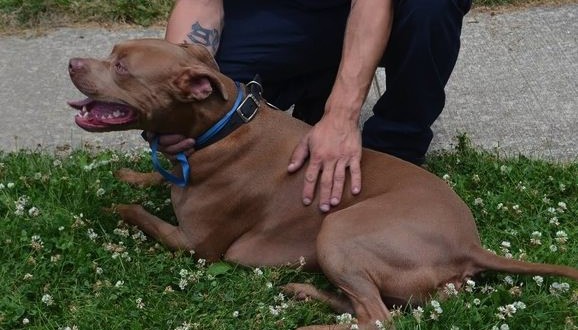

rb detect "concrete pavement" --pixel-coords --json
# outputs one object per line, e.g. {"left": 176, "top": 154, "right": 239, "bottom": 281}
{"left": 0, "top": 4, "right": 576, "bottom": 161}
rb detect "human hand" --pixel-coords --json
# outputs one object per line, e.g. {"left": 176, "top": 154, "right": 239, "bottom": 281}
{"left": 287, "top": 115, "right": 362, "bottom": 213}
{"left": 142, "top": 131, "right": 196, "bottom": 161}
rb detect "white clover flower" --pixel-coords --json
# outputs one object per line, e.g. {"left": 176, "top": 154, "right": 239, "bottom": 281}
{"left": 549, "top": 217, "right": 560, "bottom": 226}
{"left": 530, "top": 231, "right": 542, "bottom": 245}
{"left": 549, "top": 282, "right": 570, "bottom": 295}
{"left": 503, "top": 276, "right": 514, "bottom": 286}
{"left": 253, "top": 268, "right": 263, "bottom": 276}
{"left": 178, "top": 278, "right": 188, "bottom": 290}
{"left": 7, "top": 182, "right": 15, "bottom": 188}
{"left": 114, "top": 280, "right": 124, "bottom": 288}
{"left": 444, "top": 283, "right": 458, "bottom": 296}
{"left": 542, "top": 196, "right": 551, "bottom": 203}
{"left": 0, "top": 183, "right": 4, "bottom": 190}
{"left": 473, "top": 298, "right": 481, "bottom": 306}
{"left": 474, "top": 198, "right": 484, "bottom": 206}
{"left": 501, "top": 241, "right": 511, "bottom": 248}
{"left": 174, "top": 321, "right": 193, "bottom": 330}
{"left": 465, "top": 279, "right": 476, "bottom": 292}
{"left": 430, "top": 299, "right": 443, "bottom": 315}
{"left": 497, "top": 304, "right": 517, "bottom": 318}
{"left": 350, "top": 325, "right": 359, "bottom": 330}
{"left": 533, "top": 275, "right": 543, "bottom": 286}
{"left": 336, "top": 313, "right": 354, "bottom": 324}
{"left": 547, "top": 207, "right": 557, "bottom": 214}
{"left": 412, "top": 306, "right": 424, "bottom": 322}
{"left": 500, "top": 324, "right": 510, "bottom": 330}
{"left": 557, "top": 202, "right": 567, "bottom": 211}
{"left": 500, "top": 165, "right": 510, "bottom": 174}
{"left": 23, "top": 273, "right": 33, "bottom": 280}
{"left": 268, "top": 305, "right": 280, "bottom": 316}
{"left": 131, "top": 230, "right": 147, "bottom": 242}
{"left": 559, "top": 183, "right": 566, "bottom": 191}
{"left": 555, "top": 231, "right": 568, "bottom": 244}
{"left": 30, "top": 235, "right": 44, "bottom": 250}
{"left": 87, "top": 228, "right": 98, "bottom": 241}
{"left": 28, "top": 207, "right": 40, "bottom": 217}
{"left": 549, "top": 245, "right": 558, "bottom": 252}
{"left": 96, "top": 267, "right": 103, "bottom": 275}
{"left": 113, "top": 228, "right": 130, "bottom": 237}
{"left": 266, "top": 282, "right": 273, "bottom": 289}
{"left": 232, "top": 311, "right": 239, "bottom": 318}
{"left": 299, "top": 256, "right": 306, "bottom": 267}
{"left": 22, "top": 318, "right": 30, "bottom": 325}
{"left": 53, "top": 159, "right": 62, "bottom": 167}
{"left": 375, "top": 320, "right": 385, "bottom": 330}
{"left": 197, "top": 259, "right": 206, "bottom": 268}
{"left": 96, "top": 188, "right": 105, "bottom": 197}
{"left": 136, "top": 298, "right": 145, "bottom": 309}
{"left": 512, "top": 205, "right": 521, "bottom": 213}
{"left": 472, "top": 174, "right": 480, "bottom": 182}
{"left": 274, "top": 293, "right": 285, "bottom": 302}
{"left": 41, "top": 294, "right": 54, "bottom": 306}
{"left": 512, "top": 301, "right": 526, "bottom": 310}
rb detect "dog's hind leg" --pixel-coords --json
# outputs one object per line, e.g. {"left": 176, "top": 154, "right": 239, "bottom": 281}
{"left": 115, "top": 168, "right": 165, "bottom": 187}
{"left": 115, "top": 204, "right": 193, "bottom": 251}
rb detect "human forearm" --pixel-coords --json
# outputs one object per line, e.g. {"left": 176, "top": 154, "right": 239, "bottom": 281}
{"left": 165, "top": 0, "right": 224, "bottom": 55}
{"left": 326, "top": 0, "right": 393, "bottom": 121}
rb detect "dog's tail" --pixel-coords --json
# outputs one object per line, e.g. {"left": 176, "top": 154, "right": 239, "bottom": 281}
{"left": 470, "top": 246, "right": 578, "bottom": 281}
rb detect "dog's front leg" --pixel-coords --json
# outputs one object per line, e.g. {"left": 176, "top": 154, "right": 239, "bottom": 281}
{"left": 115, "top": 168, "right": 165, "bottom": 188}
{"left": 115, "top": 204, "right": 193, "bottom": 251}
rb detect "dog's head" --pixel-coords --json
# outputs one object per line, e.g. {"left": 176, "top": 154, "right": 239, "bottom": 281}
{"left": 68, "top": 39, "right": 230, "bottom": 133}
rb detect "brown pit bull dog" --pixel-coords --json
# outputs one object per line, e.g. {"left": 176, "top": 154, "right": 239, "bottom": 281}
{"left": 68, "top": 39, "right": 578, "bottom": 329}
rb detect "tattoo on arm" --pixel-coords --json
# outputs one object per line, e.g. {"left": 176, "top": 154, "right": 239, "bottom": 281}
{"left": 186, "top": 22, "right": 221, "bottom": 54}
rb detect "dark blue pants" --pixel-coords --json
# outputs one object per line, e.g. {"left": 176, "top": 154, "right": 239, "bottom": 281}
{"left": 216, "top": 0, "right": 472, "bottom": 164}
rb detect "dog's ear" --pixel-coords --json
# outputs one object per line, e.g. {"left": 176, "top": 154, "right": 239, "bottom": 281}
{"left": 179, "top": 43, "right": 220, "bottom": 71}
{"left": 173, "top": 65, "right": 229, "bottom": 102}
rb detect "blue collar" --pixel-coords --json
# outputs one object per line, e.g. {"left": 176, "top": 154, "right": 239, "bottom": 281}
{"left": 151, "top": 80, "right": 261, "bottom": 187}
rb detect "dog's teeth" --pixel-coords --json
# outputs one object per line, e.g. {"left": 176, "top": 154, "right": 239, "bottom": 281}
{"left": 112, "top": 110, "right": 121, "bottom": 118}
{"left": 82, "top": 105, "right": 87, "bottom": 112}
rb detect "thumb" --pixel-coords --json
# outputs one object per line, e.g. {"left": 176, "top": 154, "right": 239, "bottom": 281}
{"left": 288, "top": 136, "right": 310, "bottom": 173}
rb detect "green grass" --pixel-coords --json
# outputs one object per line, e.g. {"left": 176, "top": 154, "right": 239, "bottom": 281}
{"left": 1, "top": 138, "right": 577, "bottom": 329}
{"left": 0, "top": 0, "right": 560, "bottom": 32}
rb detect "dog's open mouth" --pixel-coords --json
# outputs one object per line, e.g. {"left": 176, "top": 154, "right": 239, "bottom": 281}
{"left": 67, "top": 98, "right": 139, "bottom": 131}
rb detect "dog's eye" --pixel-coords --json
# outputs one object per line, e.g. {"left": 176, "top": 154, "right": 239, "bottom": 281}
{"left": 114, "top": 61, "right": 128, "bottom": 75}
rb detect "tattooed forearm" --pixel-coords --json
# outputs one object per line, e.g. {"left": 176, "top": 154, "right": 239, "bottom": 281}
{"left": 186, "top": 22, "right": 221, "bottom": 54}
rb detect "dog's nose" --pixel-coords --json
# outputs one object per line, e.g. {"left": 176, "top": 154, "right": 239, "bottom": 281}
{"left": 68, "top": 58, "right": 86, "bottom": 75}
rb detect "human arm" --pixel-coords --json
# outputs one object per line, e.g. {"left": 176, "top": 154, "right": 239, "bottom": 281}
{"left": 165, "top": 0, "right": 224, "bottom": 54}
{"left": 148, "top": 0, "right": 225, "bottom": 155}
{"left": 288, "top": 0, "right": 393, "bottom": 212}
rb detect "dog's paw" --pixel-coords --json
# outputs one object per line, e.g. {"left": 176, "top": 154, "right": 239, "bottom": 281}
{"left": 281, "top": 283, "right": 317, "bottom": 301}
